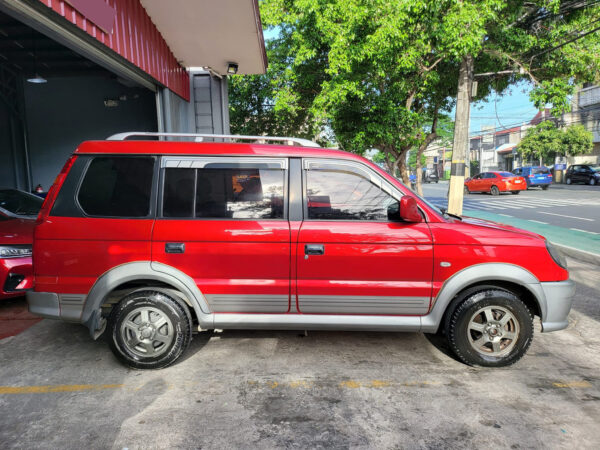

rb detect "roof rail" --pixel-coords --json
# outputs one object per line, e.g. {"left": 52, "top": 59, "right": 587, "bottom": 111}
{"left": 106, "top": 132, "right": 321, "bottom": 148}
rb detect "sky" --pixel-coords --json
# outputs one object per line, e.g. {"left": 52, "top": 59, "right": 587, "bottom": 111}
{"left": 466, "top": 81, "right": 539, "bottom": 135}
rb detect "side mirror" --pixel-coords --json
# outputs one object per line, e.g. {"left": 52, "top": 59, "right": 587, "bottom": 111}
{"left": 399, "top": 196, "right": 422, "bottom": 223}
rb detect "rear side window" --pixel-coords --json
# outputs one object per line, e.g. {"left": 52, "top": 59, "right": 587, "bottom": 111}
{"left": 78, "top": 157, "right": 154, "bottom": 217}
{"left": 163, "top": 167, "right": 285, "bottom": 219}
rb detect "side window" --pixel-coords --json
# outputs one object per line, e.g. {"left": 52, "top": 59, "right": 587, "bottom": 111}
{"left": 78, "top": 156, "right": 154, "bottom": 217}
{"left": 484, "top": 173, "right": 496, "bottom": 179}
{"left": 163, "top": 166, "right": 285, "bottom": 219}
{"left": 305, "top": 166, "right": 397, "bottom": 221}
{"left": 473, "top": 174, "right": 482, "bottom": 179}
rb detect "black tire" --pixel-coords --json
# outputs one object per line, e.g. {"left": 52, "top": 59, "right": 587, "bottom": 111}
{"left": 511, "top": 191, "right": 520, "bottom": 195}
{"left": 108, "top": 290, "right": 192, "bottom": 369}
{"left": 446, "top": 288, "right": 534, "bottom": 367}
{"left": 490, "top": 185, "right": 500, "bottom": 196}
{"left": 541, "top": 185, "right": 549, "bottom": 190}
{"left": 566, "top": 177, "right": 572, "bottom": 185}
{"left": 590, "top": 177, "right": 597, "bottom": 186}
{"left": 464, "top": 186, "right": 470, "bottom": 195}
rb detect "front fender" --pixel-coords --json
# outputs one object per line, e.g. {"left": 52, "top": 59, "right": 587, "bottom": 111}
{"left": 420, "top": 263, "right": 546, "bottom": 333}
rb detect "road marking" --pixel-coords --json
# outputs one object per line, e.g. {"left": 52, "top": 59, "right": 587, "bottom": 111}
{"left": 539, "top": 212, "right": 594, "bottom": 221}
{"left": 569, "top": 228, "right": 600, "bottom": 235}
{"left": 0, "top": 384, "right": 123, "bottom": 395}
{"left": 528, "top": 220, "right": 548, "bottom": 225}
{"left": 498, "top": 214, "right": 512, "bottom": 217}
{"left": 552, "top": 381, "right": 592, "bottom": 388}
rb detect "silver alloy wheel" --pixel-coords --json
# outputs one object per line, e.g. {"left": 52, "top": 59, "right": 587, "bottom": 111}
{"left": 467, "top": 306, "right": 520, "bottom": 357}
{"left": 120, "top": 306, "right": 174, "bottom": 358}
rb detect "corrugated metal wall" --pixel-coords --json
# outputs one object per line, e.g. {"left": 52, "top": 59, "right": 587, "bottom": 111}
{"left": 193, "top": 73, "right": 229, "bottom": 135}
{"left": 36, "top": 0, "right": 189, "bottom": 100}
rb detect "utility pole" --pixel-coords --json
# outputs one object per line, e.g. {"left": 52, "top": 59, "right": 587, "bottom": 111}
{"left": 448, "top": 55, "right": 473, "bottom": 216}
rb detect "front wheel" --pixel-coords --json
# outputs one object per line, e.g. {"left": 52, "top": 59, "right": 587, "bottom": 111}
{"left": 511, "top": 191, "right": 520, "bottom": 195}
{"left": 590, "top": 177, "right": 597, "bottom": 186}
{"left": 566, "top": 177, "right": 572, "bottom": 185}
{"left": 490, "top": 185, "right": 500, "bottom": 196}
{"left": 446, "top": 288, "right": 534, "bottom": 367}
{"left": 108, "top": 290, "right": 192, "bottom": 369}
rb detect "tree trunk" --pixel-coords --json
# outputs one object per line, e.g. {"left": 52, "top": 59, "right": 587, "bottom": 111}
{"left": 398, "top": 157, "right": 410, "bottom": 185}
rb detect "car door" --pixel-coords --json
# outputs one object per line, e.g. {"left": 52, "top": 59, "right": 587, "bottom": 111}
{"left": 295, "top": 159, "right": 433, "bottom": 315}
{"left": 152, "top": 156, "right": 291, "bottom": 313}
{"left": 469, "top": 174, "right": 482, "bottom": 191}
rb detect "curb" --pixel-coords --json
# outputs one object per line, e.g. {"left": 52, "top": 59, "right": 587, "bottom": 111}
{"left": 553, "top": 243, "right": 600, "bottom": 266}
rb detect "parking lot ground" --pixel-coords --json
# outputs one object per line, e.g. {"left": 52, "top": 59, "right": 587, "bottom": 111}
{"left": 0, "top": 257, "right": 599, "bottom": 449}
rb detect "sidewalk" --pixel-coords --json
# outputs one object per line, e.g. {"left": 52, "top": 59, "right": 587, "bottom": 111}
{"left": 463, "top": 209, "right": 600, "bottom": 265}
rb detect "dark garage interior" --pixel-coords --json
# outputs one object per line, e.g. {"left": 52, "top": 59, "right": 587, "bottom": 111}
{"left": 0, "top": 10, "right": 157, "bottom": 192}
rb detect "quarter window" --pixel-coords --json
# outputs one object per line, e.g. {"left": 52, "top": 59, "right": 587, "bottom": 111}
{"left": 78, "top": 157, "right": 154, "bottom": 217}
{"left": 306, "top": 168, "right": 396, "bottom": 221}
{"left": 163, "top": 167, "right": 285, "bottom": 219}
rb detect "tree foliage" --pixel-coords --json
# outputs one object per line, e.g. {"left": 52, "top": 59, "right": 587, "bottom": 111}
{"left": 518, "top": 121, "right": 593, "bottom": 163}
{"left": 230, "top": 0, "right": 600, "bottom": 182}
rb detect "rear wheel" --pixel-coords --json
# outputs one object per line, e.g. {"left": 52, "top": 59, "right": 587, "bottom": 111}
{"left": 590, "top": 177, "right": 597, "bottom": 186}
{"left": 446, "top": 288, "right": 534, "bottom": 367}
{"left": 490, "top": 185, "right": 500, "bottom": 196}
{"left": 108, "top": 290, "right": 192, "bottom": 369}
{"left": 566, "top": 177, "right": 572, "bottom": 185}
{"left": 541, "top": 185, "right": 549, "bottom": 190}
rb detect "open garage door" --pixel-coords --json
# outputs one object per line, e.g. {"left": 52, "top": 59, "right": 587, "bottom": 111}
{"left": 0, "top": 10, "right": 157, "bottom": 191}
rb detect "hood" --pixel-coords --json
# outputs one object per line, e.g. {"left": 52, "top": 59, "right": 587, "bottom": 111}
{"left": 460, "top": 215, "right": 544, "bottom": 240}
{"left": 0, "top": 218, "right": 35, "bottom": 245}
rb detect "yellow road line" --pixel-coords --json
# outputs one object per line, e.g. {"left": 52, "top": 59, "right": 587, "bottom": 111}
{"left": 552, "top": 381, "right": 592, "bottom": 388}
{"left": 0, "top": 384, "right": 123, "bottom": 395}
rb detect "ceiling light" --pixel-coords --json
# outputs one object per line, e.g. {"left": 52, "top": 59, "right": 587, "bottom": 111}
{"left": 27, "top": 74, "right": 47, "bottom": 84}
{"left": 227, "top": 62, "right": 239, "bottom": 75}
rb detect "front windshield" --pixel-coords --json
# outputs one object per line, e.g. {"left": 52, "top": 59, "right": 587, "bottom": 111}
{"left": 0, "top": 189, "right": 43, "bottom": 216}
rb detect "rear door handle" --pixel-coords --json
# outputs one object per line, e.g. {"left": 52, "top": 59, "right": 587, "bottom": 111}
{"left": 165, "top": 242, "right": 185, "bottom": 254}
{"left": 305, "top": 244, "right": 324, "bottom": 256}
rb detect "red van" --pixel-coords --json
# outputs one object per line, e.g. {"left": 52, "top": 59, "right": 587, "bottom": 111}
{"left": 27, "top": 133, "right": 574, "bottom": 369}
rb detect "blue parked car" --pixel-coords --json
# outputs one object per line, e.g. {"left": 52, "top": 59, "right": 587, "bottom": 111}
{"left": 512, "top": 166, "right": 552, "bottom": 190}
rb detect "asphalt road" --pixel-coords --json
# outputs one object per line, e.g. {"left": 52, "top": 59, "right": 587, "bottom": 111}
{"left": 422, "top": 182, "right": 600, "bottom": 234}
{"left": 0, "top": 257, "right": 599, "bottom": 449}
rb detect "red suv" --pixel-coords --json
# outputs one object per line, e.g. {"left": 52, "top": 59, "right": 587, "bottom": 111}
{"left": 27, "top": 133, "right": 574, "bottom": 369}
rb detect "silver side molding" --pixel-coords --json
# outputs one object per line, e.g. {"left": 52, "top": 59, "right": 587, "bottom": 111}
{"left": 213, "top": 313, "right": 421, "bottom": 332}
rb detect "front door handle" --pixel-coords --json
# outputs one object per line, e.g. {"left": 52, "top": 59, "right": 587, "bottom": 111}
{"left": 305, "top": 244, "right": 324, "bottom": 256}
{"left": 165, "top": 242, "right": 185, "bottom": 254}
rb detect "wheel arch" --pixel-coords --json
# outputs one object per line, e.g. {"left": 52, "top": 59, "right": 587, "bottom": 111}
{"left": 81, "top": 261, "right": 213, "bottom": 337}
{"left": 421, "top": 263, "right": 546, "bottom": 333}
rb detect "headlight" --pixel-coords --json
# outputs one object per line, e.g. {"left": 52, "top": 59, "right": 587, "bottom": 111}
{"left": 546, "top": 241, "right": 567, "bottom": 269}
{"left": 0, "top": 245, "right": 32, "bottom": 258}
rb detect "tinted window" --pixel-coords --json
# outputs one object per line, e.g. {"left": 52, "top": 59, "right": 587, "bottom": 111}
{"left": 78, "top": 157, "right": 154, "bottom": 217}
{"left": 483, "top": 173, "right": 496, "bottom": 179}
{"left": 498, "top": 172, "right": 514, "bottom": 177}
{"left": 163, "top": 167, "right": 284, "bottom": 219}
{"left": 532, "top": 167, "right": 549, "bottom": 174}
{"left": 0, "top": 189, "right": 43, "bottom": 216}
{"left": 306, "top": 168, "right": 396, "bottom": 221}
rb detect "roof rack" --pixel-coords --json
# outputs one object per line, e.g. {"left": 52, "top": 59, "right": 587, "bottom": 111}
{"left": 106, "top": 132, "right": 321, "bottom": 148}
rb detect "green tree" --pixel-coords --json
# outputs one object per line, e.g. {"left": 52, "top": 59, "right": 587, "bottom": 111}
{"left": 517, "top": 121, "right": 593, "bottom": 164}
{"left": 231, "top": 0, "right": 600, "bottom": 184}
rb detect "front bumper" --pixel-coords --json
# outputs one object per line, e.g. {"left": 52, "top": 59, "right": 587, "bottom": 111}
{"left": 540, "top": 280, "right": 575, "bottom": 332}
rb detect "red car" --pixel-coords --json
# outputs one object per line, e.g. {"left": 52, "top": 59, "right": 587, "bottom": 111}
{"left": 465, "top": 171, "right": 527, "bottom": 195}
{"left": 27, "top": 133, "right": 574, "bottom": 369}
{"left": 0, "top": 189, "right": 42, "bottom": 300}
